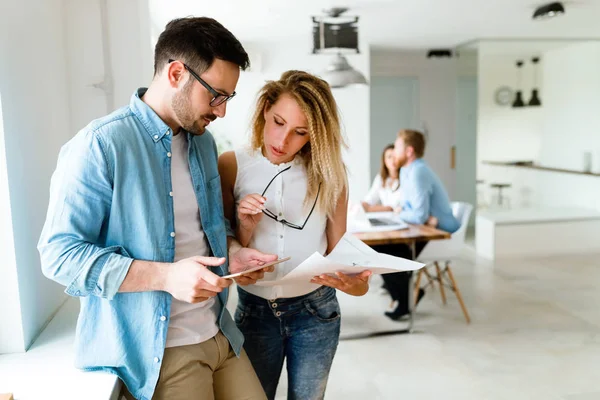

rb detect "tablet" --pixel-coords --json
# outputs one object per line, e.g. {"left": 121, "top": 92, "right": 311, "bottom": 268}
{"left": 222, "top": 257, "right": 291, "bottom": 279}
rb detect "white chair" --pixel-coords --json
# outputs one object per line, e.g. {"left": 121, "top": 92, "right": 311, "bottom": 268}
{"left": 414, "top": 202, "right": 473, "bottom": 323}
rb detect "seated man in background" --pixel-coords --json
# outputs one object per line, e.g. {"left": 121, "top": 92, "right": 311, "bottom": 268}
{"left": 379, "top": 129, "right": 460, "bottom": 320}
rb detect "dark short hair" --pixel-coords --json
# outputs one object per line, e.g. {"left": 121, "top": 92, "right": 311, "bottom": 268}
{"left": 153, "top": 17, "right": 250, "bottom": 76}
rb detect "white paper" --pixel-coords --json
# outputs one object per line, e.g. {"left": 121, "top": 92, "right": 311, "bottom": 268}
{"left": 255, "top": 232, "right": 424, "bottom": 286}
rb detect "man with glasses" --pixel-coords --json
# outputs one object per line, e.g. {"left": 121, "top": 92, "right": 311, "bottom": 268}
{"left": 38, "top": 17, "right": 274, "bottom": 400}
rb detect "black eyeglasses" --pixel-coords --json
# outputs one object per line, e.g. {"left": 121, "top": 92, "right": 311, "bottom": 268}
{"left": 261, "top": 166, "right": 321, "bottom": 230}
{"left": 168, "top": 59, "right": 236, "bottom": 107}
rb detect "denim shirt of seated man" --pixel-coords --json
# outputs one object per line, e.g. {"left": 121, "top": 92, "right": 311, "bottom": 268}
{"left": 398, "top": 158, "right": 460, "bottom": 234}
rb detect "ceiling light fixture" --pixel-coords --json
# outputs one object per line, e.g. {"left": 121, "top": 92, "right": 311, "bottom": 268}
{"left": 528, "top": 57, "right": 542, "bottom": 106}
{"left": 312, "top": 7, "right": 368, "bottom": 88}
{"left": 512, "top": 60, "right": 525, "bottom": 108}
{"left": 321, "top": 53, "right": 368, "bottom": 88}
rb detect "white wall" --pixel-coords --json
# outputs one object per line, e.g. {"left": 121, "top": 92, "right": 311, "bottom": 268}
{"left": 537, "top": 42, "right": 600, "bottom": 210}
{"left": 0, "top": 87, "right": 25, "bottom": 353}
{"left": 65, "top": 0, "right": 153, "bottom": 133}
{"left": 0, "top": 0, "right": 71, "bottom": 352}
{"left": 455, "top": 76, "right": 478, "bottom": 215}
{"left": 476, "top": 41, "right": 600, "bottom": 210}
{"left": 209, "top": 40, "right": 371, "bottom": 202}
{"left": 0, "top": 0, "right": 153, "bottom": 353}
{"left": 369, "top": 76, "right": 420, "bottom": 180}
{"left": 371, "top": 51, "right": 477, "bottom": 199}
{"left": 476, "top": 47, "right": 544, "bottom": 208}
{"left": 107, "top": 0, "right": 154, "bottom": 107}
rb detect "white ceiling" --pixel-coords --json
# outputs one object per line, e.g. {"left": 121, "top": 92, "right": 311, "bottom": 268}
{"left": 150, "top": 0, "right": 600, "bottom": 49}
{"left": 458, "top": 39, "right": 599, "bottom": 56}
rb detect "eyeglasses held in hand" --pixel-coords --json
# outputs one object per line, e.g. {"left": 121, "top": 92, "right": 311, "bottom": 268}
{"left": 261, "top": 166, "right": 321, "bottom": 230}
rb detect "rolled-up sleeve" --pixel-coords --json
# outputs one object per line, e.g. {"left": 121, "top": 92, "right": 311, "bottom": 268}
{"left": 37, "top": 130, "right": 133, "bottom": 300}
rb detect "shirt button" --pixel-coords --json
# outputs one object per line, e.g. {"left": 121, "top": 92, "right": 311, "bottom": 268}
{"left": 166, "top": 131, "right": 170, "bottom": 136}
{"left": 169, "top": 191, "right": 173, "bottom": 197}
{"left": 153, "top": 135, "right": 159, "bottom": 140}
{"left": 271, "top": 303, "right": 278, "bottom": 308}
{"left": 276, "top": 311, "right": 282, "bottom": 317}
{"left": 153, "top": 357, "right": 159, "bottom": 363}
{"left": 167, "top": 152, "right": 172, "bottom": 158}
{"left": 278, "top": 212, "right": 282, "bottom": 217}
{"left": 160, "top": 316, "right": 166, "bottom": 321}
{"left": 170, "top": 232, "right": 175, "bottom": 238}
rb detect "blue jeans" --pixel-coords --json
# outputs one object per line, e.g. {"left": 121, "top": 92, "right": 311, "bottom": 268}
{"left": 236, "top": 286, "right": 341, "bottom": 400}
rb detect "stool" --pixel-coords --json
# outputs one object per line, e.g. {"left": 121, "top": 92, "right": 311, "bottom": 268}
{"left": 490, "top": 183, "right": 511, "bottom": 208}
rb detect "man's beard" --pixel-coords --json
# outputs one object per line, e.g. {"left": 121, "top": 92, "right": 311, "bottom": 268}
{"left": 395, "top": 154, "right": 407, "bottom": 168}
{"left": 172, "top": 85, "right": 215, "bottom": 135}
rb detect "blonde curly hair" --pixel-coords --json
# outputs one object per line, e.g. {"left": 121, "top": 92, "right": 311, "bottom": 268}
{"left": 250, "top": 70, "right": 348, "bottom": 218}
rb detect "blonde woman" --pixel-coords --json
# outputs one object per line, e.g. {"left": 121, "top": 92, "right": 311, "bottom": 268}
{"left": 219, "top": 70, "right": 371, "bottom": 400}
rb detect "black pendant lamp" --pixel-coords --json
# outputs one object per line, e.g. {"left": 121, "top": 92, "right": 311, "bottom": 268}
{"left": 512, "top": 60, "right": 525, "bottom": 108}
{"left": 528, "top": 57, "right": 542, "bottom": 106}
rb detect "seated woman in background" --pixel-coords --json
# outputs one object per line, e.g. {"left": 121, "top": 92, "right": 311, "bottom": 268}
{"left": 362, "top": 144, "right": 439, "bottom": 227}
{"left": 362, "top": 144, "right": 402, "bottom": 212}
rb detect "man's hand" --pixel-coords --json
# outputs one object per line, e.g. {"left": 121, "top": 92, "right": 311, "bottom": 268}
{"left": 310, "top": 270, "right": 372, "bottom": 296}
{"left": 163, "top": 256, "right": 231, "bottom": 303}
{"left": 230, "top": 247, "right": 278, "bottom": 286}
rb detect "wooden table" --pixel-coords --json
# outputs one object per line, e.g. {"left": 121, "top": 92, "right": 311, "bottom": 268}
{"left": 343, "top": 225, "right": 451, "bottom": 340}
{"left": 355, "top": 224, "right": 451, "bottom": 247}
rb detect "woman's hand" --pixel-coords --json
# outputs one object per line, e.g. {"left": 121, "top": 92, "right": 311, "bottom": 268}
{"left": 237, "top": 193, "right": 266, "bottom": 234}
{"left": 361, "top": 201, "right": 372, "bottom": 212}
{"left": 229, "top": 247, "right": 277, "bottom": 286}
{"left": 311, "top": 271, "right": 371, "bottom": 296}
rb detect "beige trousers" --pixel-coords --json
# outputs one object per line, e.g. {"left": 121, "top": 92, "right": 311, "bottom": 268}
{"left": 122, "top": 331, "right": 266, "bottom": 400}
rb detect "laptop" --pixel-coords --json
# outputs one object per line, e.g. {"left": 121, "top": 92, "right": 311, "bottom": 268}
{"left": 348, "top": 203, "right": 409, "bottom": 233}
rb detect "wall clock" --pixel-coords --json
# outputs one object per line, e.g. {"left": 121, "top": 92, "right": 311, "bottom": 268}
{"left": 494, "top": 86, "right": 513, "bottom": 106}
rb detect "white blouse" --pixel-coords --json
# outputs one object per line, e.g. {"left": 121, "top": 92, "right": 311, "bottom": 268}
{"left": 233, "top": 147, "right": 328, "bottom": 299}
{"left": 363, "top": 174, "right": 404, "bottom": 208}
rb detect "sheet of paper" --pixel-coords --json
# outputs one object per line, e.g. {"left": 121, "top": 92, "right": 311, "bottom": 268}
{"left": 255, "top": 233, "right": 423, "bottom": 286}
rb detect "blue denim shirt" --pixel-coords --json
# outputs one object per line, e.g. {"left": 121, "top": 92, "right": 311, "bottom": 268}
{"left": 37, "top": 88, "right": 243, "bottom": 400}
{"left": 399, "top": 159, "right": 460, "bottom": 233}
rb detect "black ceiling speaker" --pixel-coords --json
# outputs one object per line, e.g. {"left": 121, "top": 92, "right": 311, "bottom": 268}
{"left": 427, "top": 49, "right": 453, "bottom": 58}
{"left": 533, "top": 2, "right": 565, "bottom": 19}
